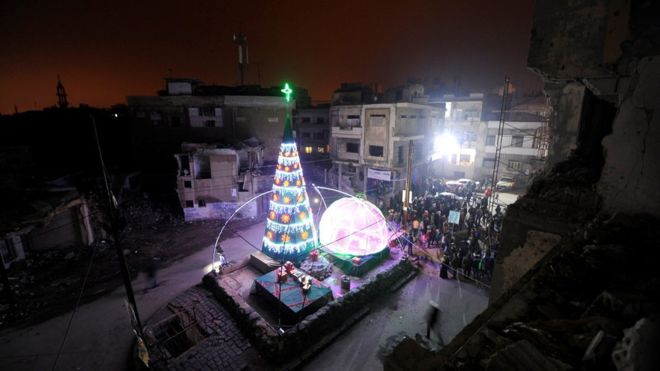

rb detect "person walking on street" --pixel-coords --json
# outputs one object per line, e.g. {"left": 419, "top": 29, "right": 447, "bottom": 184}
{"left": 426, "top": 300, "right": 441, "bottom": 340}
{"left": 144, "top": 258, "right": 159, "bottom": 292}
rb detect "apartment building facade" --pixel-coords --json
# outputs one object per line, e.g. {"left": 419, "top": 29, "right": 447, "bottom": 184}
{"left": 329, "top": 100, "right": 442, "bottom": 206}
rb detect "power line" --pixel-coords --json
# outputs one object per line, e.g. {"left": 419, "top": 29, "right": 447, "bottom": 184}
{"left": 50, "top": 243, "right": 96, "bottom": 371}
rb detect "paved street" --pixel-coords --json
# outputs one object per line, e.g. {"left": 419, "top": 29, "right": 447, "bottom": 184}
{"left": 0, "top": 221, "right": 266, "bottom": 371}
{"left": 0, "top": 218, "right": 489, "bottom": 371}
{"left": 303, "top": 266, "right": 488, "bottom": 371}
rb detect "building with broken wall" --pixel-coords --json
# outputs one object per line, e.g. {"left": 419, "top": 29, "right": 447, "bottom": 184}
{"left": 127, "top": 79, "right": 292, "bottom": 172}
{"left": 0, "top": 190, "right": 95, "bottom": 269}
{"left": 174, "top": 142, "right": 272, "bottom": 222}
{"left": 385, "top": 0, "right": 660, "bottom": 369}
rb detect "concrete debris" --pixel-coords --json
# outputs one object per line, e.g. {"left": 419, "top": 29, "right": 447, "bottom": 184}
{"left": 483, "top": 339, "right": 571, "bottom": 371}
{"left": 612, "top": 317, "right": 660, "bottom": 371}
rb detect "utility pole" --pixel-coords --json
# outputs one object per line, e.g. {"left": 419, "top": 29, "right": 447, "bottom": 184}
{"left": 91, "top": 115, "right": 143, "bottom": 336}
{"left": 403, "top": 139, "right": 414, "bottom": 228}
{"left": 489, "top": 77, "right": 509, "bottom": 214}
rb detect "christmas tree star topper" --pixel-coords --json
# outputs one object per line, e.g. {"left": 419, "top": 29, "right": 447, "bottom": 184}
{"left": 281, "top": 83, "right": 293, "bottom": 102}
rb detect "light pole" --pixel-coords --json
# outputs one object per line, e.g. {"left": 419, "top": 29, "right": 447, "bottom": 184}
{"left": 403, "top": 140, "right": 413, "bottom": 229}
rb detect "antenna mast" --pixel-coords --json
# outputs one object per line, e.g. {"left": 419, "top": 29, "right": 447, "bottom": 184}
{"left": 233, "top": 33, "right": 249, "bottom": 85}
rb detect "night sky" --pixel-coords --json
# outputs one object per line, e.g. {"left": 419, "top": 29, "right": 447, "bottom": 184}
{"left": 1, "top": 0, "right": 541, "bottom": 114}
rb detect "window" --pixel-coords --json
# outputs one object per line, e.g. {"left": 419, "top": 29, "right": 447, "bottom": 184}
{"left": 205, "top": 120, "right": 215, "bottom": 127}
{"left": 316, "top": 117, "right": 325, "bottom": 124}
{"left": 301, "top": 132, "right": 311, "bottom": 138}
{"left": 483, "top": 158, "right": 496, "bottom": 168}
{"left": 508, "top": 160, "right": 522, "bottom": 170}
{"left": 369, "top": 114, "right": 386, "bottom": 126}
{"left": 346, "top": 142, "right": 360, "bottom": 153}
{"left": 171, "top": 116, "right": 181, "bottom": 127}
{"left": 313, "top": 132, "right": 325, "bottom": 140}
{"left": 317, "top": 147, "right": 325, "bottom": 153}
{"left": 185, "top": 200, "right": 194, "bottom": 208}
{"left": 347, "top": 115, "right": 360, "bottom": 119}
{"left": 301, "top": 117, "right": 311, "bottom": 123}
{"left": 459, "top": 154, "right": 471, "bottom": 165}
{"left": 199, "top": 107, "right": 216, "bottom": 116}
{"left": 511, "top": 135, "right": 524, "bottom": 147}
{"left": 400, "top": 115, "right": 407, "bottom": 119}
{"left": 486, "top": 135, "right": 496, "bottom": 146}
{"left": 184, "top": 180, "right": 192, "bottom": 188}
{"left": 180, "top": 155, "right": 190, "bottom": 176}
{"left": 369, "top": 145, "right": 384, "bottom": 157}
{"left": 398, "top": 146, "right": 404, "bottom": 164}
{"left": 198, "top": 199, "right": 206, "bottom": 207}
{"left": 305, "top": 146, "right": 313, "bottom": 154}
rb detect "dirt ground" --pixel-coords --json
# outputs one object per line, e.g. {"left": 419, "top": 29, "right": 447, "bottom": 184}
{"left": 0, "top": 216, "right": 256, "bottom": 330}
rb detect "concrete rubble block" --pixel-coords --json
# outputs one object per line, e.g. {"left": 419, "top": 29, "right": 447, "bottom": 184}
{"left": 611, "top": 317, "right": 660, "bottom": 371}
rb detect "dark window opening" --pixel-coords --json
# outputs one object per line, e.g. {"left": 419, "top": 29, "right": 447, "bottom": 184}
{"left": 346, "top": 142, "right": 360, "bottom": 153}
{"left": 184, "top": 180, "right": 192, "bottom": 188}
{"left": 185, "top": 200, "right": 194, "bottom": 208}
{"left": 486, "top": 136, "right": 496, "bottom": 146}
{"left": 180, "top": 156, "right": 190, "bottom": 176}
{"left": 511, "top": 135, "right": 524, "bottom": 147}
{"left": 198, "top": 199, "right": 206, "bottom": 207}
{"left": 369, "top": 145, "right": 384, "bottom": 157}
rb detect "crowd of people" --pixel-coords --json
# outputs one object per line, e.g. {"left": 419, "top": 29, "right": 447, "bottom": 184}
{"left": 385, "top": 178, "right": 504, "bottom": 285}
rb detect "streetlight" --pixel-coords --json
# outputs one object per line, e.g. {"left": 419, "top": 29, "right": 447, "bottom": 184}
{"left": 432, "top": 131, "right": 459, "bottom": 160}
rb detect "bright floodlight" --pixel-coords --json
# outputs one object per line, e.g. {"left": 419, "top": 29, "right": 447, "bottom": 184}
{"left": 319, "top": 197, "right": 389, "bottom": 256}
{"left": 433, "top": 132, "right": 460, "bottom": 159}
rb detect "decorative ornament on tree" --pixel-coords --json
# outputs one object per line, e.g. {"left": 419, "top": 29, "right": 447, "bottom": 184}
{"left": 261, "top": 82, "right": 318, "bottom": 263}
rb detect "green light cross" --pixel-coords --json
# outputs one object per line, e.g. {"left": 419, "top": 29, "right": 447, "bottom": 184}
{"left": 281, "top": 83, "right": 293, "bottom": 102}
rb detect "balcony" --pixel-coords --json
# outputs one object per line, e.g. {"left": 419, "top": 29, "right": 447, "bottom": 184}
{"left": 331, "top": 126, "right": 362, "bottom": 138}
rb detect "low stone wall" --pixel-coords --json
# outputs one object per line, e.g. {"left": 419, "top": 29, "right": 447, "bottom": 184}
{"left": 203, "top": 257, "right": 416, "bottom": 364}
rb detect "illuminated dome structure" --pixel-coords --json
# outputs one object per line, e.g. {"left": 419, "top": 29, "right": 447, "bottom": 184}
{"left": 319, "top": 198, "right": 389, "bottom": 257}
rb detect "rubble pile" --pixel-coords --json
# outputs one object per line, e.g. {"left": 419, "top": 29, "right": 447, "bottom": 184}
{"left": 121, "top": 196, "right": 183, "bottom": 234}
{"left": 0, "top": 241, "right": 120, "bottom": 328}
{"left": 386, "top": 214, "right": 660, "bottom": 370}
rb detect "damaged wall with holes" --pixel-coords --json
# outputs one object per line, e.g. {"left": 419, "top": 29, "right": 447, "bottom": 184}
{"left": 386, "top": 0, "right": 660, "bottom": 369}
{"left": 492, "top": 0, "right": 660, "bottom": 301}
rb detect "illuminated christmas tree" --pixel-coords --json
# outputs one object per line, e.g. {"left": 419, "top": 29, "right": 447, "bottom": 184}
{"left": 261, "top": 83, "right": 318, "bottom": 263}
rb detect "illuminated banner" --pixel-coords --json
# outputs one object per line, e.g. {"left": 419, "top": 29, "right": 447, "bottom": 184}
{"left": 367, "top": 168, "right": 391, "bottom": 181}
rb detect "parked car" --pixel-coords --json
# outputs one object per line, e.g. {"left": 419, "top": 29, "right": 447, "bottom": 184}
{"left": 457, "top": 178, "right": 473, "bottom": 186}
{"left": 496, "top": 177, "right": 515, "bottom": 191}
{"left": 445, "top": 180, "right": 461, "bottom": 192}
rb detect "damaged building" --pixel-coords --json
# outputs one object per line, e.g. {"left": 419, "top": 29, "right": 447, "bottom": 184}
{"left": 174, "top": 142, "right": 272, "bottom": 222}
{"left": 386, "top": 0, "right": 660, "bottom": 370}
{"left": 0, "top": 190, "right": 95, "bottom": 269}
{"left": 127, "top": 78, "right": 299, "bottom": 171}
